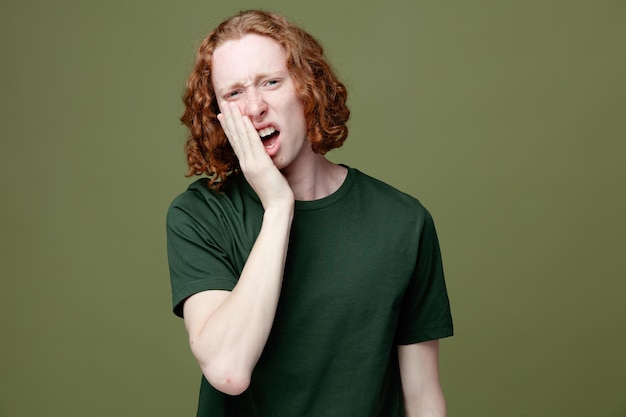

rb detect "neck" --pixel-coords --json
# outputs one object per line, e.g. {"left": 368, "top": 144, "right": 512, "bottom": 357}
{"left": 281, "top": 155, "right": 347, "bottom": 201}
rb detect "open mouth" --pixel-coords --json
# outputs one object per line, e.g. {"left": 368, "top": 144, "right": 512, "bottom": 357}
{"left": 258, "top": 127, "right": 280, "bottom": 145}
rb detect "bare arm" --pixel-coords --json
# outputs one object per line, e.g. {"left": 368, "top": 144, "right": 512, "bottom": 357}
{"left": 183, "top": 102, "right": 294, "bottom": 396}
{"left": 398, "top": 340, "right": 448, "bottom": 417}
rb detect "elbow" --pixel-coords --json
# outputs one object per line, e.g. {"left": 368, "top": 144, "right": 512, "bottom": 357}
{"left": 201, "top": 363, "right": 251, "bottom": 396}
{"left": 189, "top": 337, "right": 252, "bottom": 395}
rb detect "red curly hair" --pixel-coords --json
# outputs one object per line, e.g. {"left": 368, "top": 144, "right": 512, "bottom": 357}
{"left": 180, "top": 10, "right": 350, "bottom": 191}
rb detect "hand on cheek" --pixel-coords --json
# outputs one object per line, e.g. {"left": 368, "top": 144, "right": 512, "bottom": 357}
{"left": 217, "top": 101, "right": 258, "bottom": 161}
{"left": 217, "top": 102, "right": 293, "bottom": 208}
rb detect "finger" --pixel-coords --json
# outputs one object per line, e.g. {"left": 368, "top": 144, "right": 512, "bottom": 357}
{"left": 217, "top": 114, "right": 242, "bottom": 159}
{"left": 224, "top": 102, "right": 267, "bottom": 161}
{"left": 218, "top": 102, "right": 248, "bottom": 158}
{"left": 240, "top": 113, "right": 267, "bottom": 154}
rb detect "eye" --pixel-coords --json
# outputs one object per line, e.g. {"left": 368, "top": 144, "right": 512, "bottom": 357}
{"left": 224, "top": 90, "right": 241, "bottom": 100}
{"left": 263, "top": 79, "right": 280, "bottom": 89}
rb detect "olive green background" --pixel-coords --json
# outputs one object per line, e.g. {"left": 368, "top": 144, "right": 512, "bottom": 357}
{"left": 1, "top": 0, "right": 624, "bottom": 416}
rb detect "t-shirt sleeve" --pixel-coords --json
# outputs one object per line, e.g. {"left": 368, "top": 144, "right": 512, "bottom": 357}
{"left": 166, "top": 193, "right": 238, "bottom": 318}
{"left": 395, "top": 209, "right": 454, "bottom": 344}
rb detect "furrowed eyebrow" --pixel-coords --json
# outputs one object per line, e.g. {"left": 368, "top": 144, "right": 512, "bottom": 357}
{"left": 216, "top": 82, "right": 244, "bottom": 97}
{"left": 217, "top": 71, "right": 287, "bottom": 96}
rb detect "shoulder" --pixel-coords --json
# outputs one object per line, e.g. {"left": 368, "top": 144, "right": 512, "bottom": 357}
{"left": 168, "top": 178, "right": 211, "bottom": 208}
{"left": 167, "top": 178, "right": 214, "bottom": 223}
{"left": 168, "top": 174, "right": 252, "bottom": 212}
{"left": 166, "top": 174, "right": 259, "bottom": 229}
{"left": 350, "top": 168, "right": 429, "bottom": 217}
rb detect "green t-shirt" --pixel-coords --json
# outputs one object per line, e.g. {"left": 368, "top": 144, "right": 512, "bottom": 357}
{"left": 166, "top": 167, "right": 453, "bottom": 417}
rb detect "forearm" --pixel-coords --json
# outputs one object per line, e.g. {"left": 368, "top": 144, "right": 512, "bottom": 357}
{"left": 399, "top": 341, "right": 447, "bottom": 417}
{"left": 403, "top": 390, "right": 447, "bottom": 417}
{"left": 186, "top": 204, "right": 293, "bottom": 394}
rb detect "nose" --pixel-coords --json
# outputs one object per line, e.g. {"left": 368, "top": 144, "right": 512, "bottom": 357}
{"left": 244, "top": 89, "right": 267, "bottom": 120}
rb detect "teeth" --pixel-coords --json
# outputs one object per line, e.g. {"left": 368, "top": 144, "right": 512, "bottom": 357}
{"left": 258, "top": 127, "right": 276, "bottom": 138}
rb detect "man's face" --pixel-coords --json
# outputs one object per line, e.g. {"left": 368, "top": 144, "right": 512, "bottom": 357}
{"left": 211, "top": 34, "right": 311, "bottom": 172}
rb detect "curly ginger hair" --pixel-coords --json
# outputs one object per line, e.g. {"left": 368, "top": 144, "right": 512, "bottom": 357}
{"left": 180, "top": 10, "right": 350, "bottom": 191}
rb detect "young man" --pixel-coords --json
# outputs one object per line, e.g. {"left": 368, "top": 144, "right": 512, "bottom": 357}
{"left": 167, "top": 10, "right": 453, "bottom": 417}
